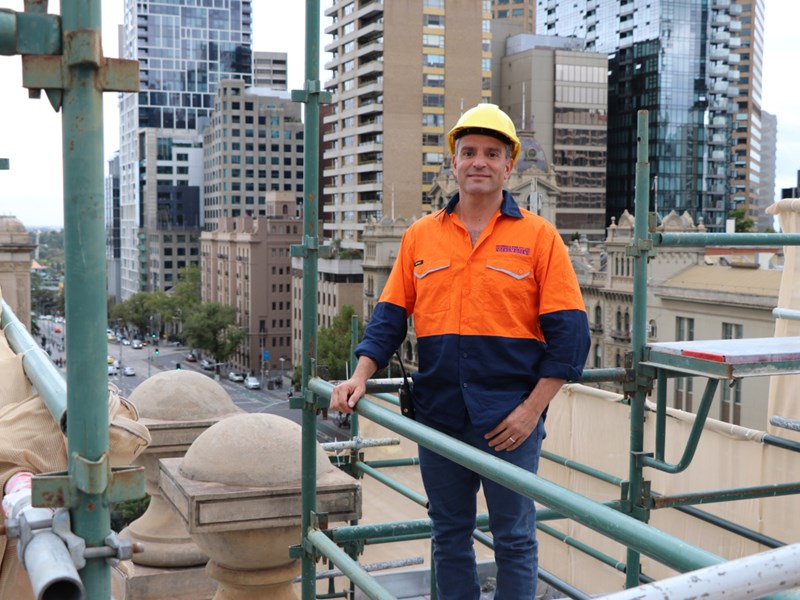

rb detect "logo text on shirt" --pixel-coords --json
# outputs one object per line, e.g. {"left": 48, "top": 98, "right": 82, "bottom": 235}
{"left": 495, "top": 245, "right": 530, "bottom": 256}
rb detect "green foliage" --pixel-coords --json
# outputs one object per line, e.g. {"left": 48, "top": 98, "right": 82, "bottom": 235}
{"left": 183, "top": 303, "right": 245, "bottom": 369}
{"left": 317, "top": 305, "right": 364, "bottom": 381}
{"left": 31, "top": 276, "right": 60, "bottom": 316}
{"left": 172, "top": 265, "right": 202, "bottom": 312}
{"left": 110, "top": 496, "right": 150, "bottom": 532}
{"left": 108, "top": 266, "right": 201, "bottom": 338}
{"left": 110, "top": 291, "right": 165, "bottom": 335}
{"left": 729, "top": 207, "right": 755, "bottom": 233}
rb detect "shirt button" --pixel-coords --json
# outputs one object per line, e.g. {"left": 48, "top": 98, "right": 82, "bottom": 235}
{"left": 463, "top": 383, "right": 468, "bottom": 388}
{"left": 462, "top": 353, "right": 468, "bottom": 358}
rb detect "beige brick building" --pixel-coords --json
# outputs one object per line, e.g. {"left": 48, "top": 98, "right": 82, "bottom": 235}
{"left": 200, "top": 193, "right": 301, "bottom": 377}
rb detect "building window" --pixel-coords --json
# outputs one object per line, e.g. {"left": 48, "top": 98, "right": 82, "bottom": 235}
{"left": 423, "top": 34, "right": 444, "bottom": 48}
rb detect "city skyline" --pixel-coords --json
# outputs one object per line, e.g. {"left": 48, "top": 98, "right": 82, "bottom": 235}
{"left": 1, "top": 0, "right": 798, "bottom": 228}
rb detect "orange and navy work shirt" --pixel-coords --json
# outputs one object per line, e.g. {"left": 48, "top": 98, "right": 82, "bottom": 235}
{"left": 356, "top": 191, "right": 590, "bottom": 434}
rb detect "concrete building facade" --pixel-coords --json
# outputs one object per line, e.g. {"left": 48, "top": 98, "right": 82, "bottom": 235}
{"left": 105, "top": 153, "right": 122, "bottom": 301}
{"left": 500, "top": 35, "right": 608, "bottom": 239}
{"left": 290, "top": 254, "right": 364, "bottom": 372}
{"left": 200, "top": 192, "right": 300, "bottom": 377}
{"left": 757, "top": 109, "right": 777, "bottom": 230}
{"left": 203, "top": 80, "right": 304, "bottom": 231}
{"left": 252, "top": 51, "right": 288, "bottom": 89}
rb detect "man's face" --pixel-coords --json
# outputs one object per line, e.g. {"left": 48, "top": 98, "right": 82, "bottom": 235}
{"left": 452, "top": 133, "right": 514, "bottom": 198}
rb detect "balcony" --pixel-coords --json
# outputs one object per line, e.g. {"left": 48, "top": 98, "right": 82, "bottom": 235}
{"left": 709, "top": 149, "right": 727, "bottom": 162}
{"left": 356, "top": 0, "right": 383, "bottom": 21}
{"left": 711, "top": 13, "right": 731, "bottom": 27}
{"left": 711, "top": 29, "right": 730, "bottom": 45}
{"left": 610, "top": 329, "right": 631, "bottom": 342}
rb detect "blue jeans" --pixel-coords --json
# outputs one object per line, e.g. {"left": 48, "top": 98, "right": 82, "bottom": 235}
{"left": 418, "top": 418, "right": 545, "bottom": 600}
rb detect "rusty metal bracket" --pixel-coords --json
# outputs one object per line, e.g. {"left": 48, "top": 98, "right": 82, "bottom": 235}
{"left": 20, "top": 26, "right": 138, "bottom": 112}
{"left": 31, "top": 465, "right": 145, "bottom": 509}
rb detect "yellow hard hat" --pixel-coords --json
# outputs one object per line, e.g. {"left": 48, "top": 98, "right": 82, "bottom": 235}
{"left": 447, "top": 103, "right": 521, "bottom": 162}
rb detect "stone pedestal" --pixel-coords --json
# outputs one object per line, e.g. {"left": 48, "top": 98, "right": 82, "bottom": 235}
{"left": 119, "top": 370, "right": 242, "bottom": 598}
{"left": 160, "top": 413, "right": 361, "bottom": 600}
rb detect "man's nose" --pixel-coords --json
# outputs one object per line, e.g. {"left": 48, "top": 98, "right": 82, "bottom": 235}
{"left": 472, "top": 153, "right": 488, "bottom": 167}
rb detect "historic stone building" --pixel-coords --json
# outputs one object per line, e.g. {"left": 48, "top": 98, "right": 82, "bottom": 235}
{"left": 0, "top": 216, "right": 35, "bottom": 330}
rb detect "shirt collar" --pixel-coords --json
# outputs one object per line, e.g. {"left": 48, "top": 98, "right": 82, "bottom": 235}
{"left": 444, "top": 190, "right": 523, "bottom": 219}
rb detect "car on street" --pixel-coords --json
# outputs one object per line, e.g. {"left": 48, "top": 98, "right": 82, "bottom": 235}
{"left": 108, "top": 365, "right": 119, "bottom": 376}
{"left": 185, "top": 353, "right": 197, "bottom": 362}
{"left": 244, "top": 376, "right": 261, "bottom": 390}
{"left": 123, "top": 366, "right": 136, "bottom": 377}
{"left": 227, "top": 371, "right": 245, "bottom": 382}
{"left": 121, "top": 338, "right": 131, "bottom": 346}
{"left": 200, "top": 359, "right": 215, "bottom": 371}
{"left": 131, "top": 339, "right": 143, "bottom": 349}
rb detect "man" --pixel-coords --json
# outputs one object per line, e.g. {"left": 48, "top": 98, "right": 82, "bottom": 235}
{"left": 330, "top": 103, "right": 590, "bottom": 599}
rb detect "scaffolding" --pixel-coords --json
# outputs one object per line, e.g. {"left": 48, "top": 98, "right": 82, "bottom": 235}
{"left": 1, "top": 1, "right": 800, "bottom": 599}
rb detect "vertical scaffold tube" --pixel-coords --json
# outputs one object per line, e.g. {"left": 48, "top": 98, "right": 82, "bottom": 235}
{"left": 301, "top": 1, "right": 322, "bottom": 598}
{"left": 626, "top": 110, "right": 651, "bottom": 588}
{"left": 61, "top": 1, "right": 112, "bottom": 597}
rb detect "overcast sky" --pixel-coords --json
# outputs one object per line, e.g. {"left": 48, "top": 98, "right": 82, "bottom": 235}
{"left": 1, "top": 1, "right": 797, "bottom": 228}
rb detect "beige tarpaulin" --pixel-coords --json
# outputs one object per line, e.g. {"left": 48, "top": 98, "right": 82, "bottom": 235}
{"left": 766, "top": 198, "right": 800, "bottom": 442}
{"left": 0, "top": 286, "right": 151, "bottom": 599}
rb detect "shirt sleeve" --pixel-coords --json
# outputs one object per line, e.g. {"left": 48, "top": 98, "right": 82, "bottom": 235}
{"left": 535, "top": 224, "right": 590, "bottom": 381}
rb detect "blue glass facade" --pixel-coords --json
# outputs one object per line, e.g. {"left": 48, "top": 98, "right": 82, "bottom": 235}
{"left": 130, "top": 0, "right": 253, "bottom": 130}
{"left": 538, "top": 0, "right": 740, "bottom": 231}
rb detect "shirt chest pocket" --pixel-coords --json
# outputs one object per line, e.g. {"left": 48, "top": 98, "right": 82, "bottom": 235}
{"left": 481, "top": 257, "right": 537, "bottom": 314}
{"left": 413, "top": 258, "right": 452, "bottom": 314}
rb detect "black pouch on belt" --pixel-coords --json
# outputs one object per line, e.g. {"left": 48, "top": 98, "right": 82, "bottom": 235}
{"left": 396, "top": 350, "right": 415, "bottom": 420}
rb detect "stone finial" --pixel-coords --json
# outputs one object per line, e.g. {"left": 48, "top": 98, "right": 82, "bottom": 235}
{"left": 161, "top": 413, "right": 361, "bottom": 599}
{"left": 121, "top": 370, "right": 242, "bottom": 571}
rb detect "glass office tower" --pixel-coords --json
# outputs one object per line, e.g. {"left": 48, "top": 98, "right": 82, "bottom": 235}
{"left": 538, "top": 0, "right": 743, "bottom": 231}
{"left": 118, "top": 0, "right": 252, "bottom": 297}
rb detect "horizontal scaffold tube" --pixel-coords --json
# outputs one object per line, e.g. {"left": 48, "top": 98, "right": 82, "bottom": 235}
{"left": 653, "top": 232, "right": 800, "bottom": 247}
{"left": 306, "top": 529, "right": 396, "bottom": 600}
{"left": 1, "top": 300, "right": 66, "bottom": 431}
{"left": 306, "top": 377, "right": 726, "bottom": 575}
{"left": 597, "top": 543, "right": 800, "bottom": 600}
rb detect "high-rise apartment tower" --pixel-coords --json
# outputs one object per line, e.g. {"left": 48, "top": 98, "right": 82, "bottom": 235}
{"left": 322, "top": 0, "right": 492, "bottom": 249}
